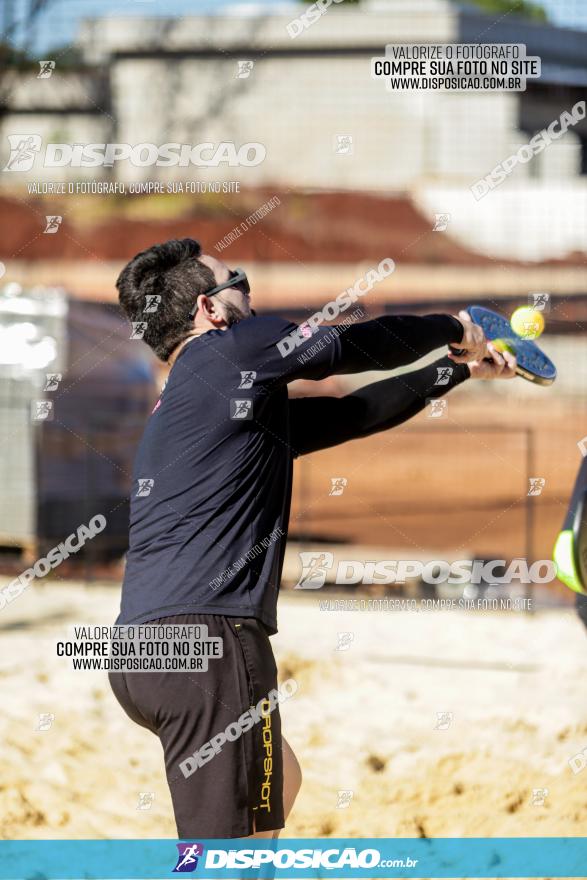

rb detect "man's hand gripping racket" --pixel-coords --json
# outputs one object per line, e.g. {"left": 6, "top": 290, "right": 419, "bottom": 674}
{"left": 449, "top": 309, "right": 517, "bottom": 380}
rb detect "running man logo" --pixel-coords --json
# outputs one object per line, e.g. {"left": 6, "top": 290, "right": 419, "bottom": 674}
{"left": 294, "top": 552, "right": 334, "bottom": 589}
{"left": 136, "top": 791, "right": 154, "bottom": 810}
{"left": 329, "top": 477, "right": 348, "bottom": 496}
{"left": 32, "top": 400, "right": 53, "bottom": 421}
{"left": 3, "top": 134, "right": 42, "bottom": 171}
{"left": 35, "top": 712, "right": 55, "bottom": 731}
{"left": 569, "top": 747, "right": 587, "bottom": 775}
{"left": 530, "top": 788, "right": 549, "bottom": 806}
{"left": 528, "top": 477, "right": 546, "bottom": 496}
{"left": 236, "top": 60, "right": 254, "bottom": 79}
{"left": 231, "top": 399, "right": 253, "bottom": 420}
{"left": 37, "top": 61, "right": 56, "bottom": 79}
{"left": 434, "top": 711, "right": 454, "bottom": 730}
{"left": 432, "top": 213, "right": 450, "bottom": 232}
{"left": 529, "top": 292, "right": 550, "bottom": 312}
{"left": 435, "top": 366, "right": 453, "bottom": 386}
{"left": 143, "top": 294, "right": 161, "bottom": 314}
{"left": 427, "top": 399, "right": 447, "bottom": 419}
{"left": 335, "top": 631, "right": 354, "bottom": 652}
{"left": 44, "top": 215, "right": 62, "bottom": 234}
{"left": 172, "top": 843, "right": 204, "bottom": 873}
{"left": 130, "top": 321, "right": 148, "bottom": 340}
{"left": 44, "top": 373, "right": 62, "bottom": 391}
{"left": 136, "top": 478, "right": 155, "bottom": 498}
{"left": 336, "top": 789, "right": 354, "bottom": 809}
{"left": 334, "top": 134, "right": 353, "bottom": 156}
{"left": 238, "top": 371, "right": 257, "bottom": 389}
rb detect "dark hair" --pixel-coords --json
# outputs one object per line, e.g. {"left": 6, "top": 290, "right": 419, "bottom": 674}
{"left": 116, "top": 238, "right": 216, "bottom": 361}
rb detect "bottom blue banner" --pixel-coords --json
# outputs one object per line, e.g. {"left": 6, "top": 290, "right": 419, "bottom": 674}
{"left": 0, "top": 837, "right": 585, "bottom": 879}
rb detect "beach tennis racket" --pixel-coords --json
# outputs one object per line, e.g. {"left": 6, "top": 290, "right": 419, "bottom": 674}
{"left": 450, "top": 305, "right": 556, "bottom": 386}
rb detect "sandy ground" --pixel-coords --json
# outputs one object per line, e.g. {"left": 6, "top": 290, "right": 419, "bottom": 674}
{"left": 1, "top": 580, "right": 587, "bottom": 846}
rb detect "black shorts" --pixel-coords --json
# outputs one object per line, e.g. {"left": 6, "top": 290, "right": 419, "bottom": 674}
{"left": 108, "top": 614, "right": 284, "bottom": 838}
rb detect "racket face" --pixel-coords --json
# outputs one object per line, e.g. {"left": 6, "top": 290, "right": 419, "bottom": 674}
{"left": 468, "top": 306, "right": 557, "bottom": 385}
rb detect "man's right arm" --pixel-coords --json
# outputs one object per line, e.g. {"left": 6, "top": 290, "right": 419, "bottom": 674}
{"left": 238, "top": 311, "right": 485, "bottom": 386}
{"left": 330, "top": 308, "right": 487, "bottom": 374}
{"left": 333, "top": 313, "right": 465, "bottom": 374}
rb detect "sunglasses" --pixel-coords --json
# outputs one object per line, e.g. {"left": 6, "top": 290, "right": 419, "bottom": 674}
{"left": 189, "top": 268, "right": 250, "bottom": 318}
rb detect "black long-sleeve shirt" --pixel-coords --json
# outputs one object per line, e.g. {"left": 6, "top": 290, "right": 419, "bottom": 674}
{"left": 117, "top": 314, "right": 468, "bottom": 632}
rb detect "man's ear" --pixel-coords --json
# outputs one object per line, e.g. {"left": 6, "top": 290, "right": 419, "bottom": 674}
{"left": 196, "top": 294, "right": 224, "bottom": 325}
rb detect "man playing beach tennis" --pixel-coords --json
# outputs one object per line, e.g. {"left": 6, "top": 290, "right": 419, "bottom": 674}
{"left": 110, "top": 238, "right": 516, "bottom": 839}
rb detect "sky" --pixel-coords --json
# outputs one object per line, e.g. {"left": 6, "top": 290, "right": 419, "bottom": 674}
{"left": 5, "top": 0, "right": 587, "bottom": 55}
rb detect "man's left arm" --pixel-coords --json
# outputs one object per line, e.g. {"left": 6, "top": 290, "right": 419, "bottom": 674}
{"left": 288, "top": 345, "right": 515, "bottom": 457}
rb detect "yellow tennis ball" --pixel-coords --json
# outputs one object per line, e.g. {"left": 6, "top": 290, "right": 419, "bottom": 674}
{"left": 510, "top": 306, "right": 544, "bottom": 339}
